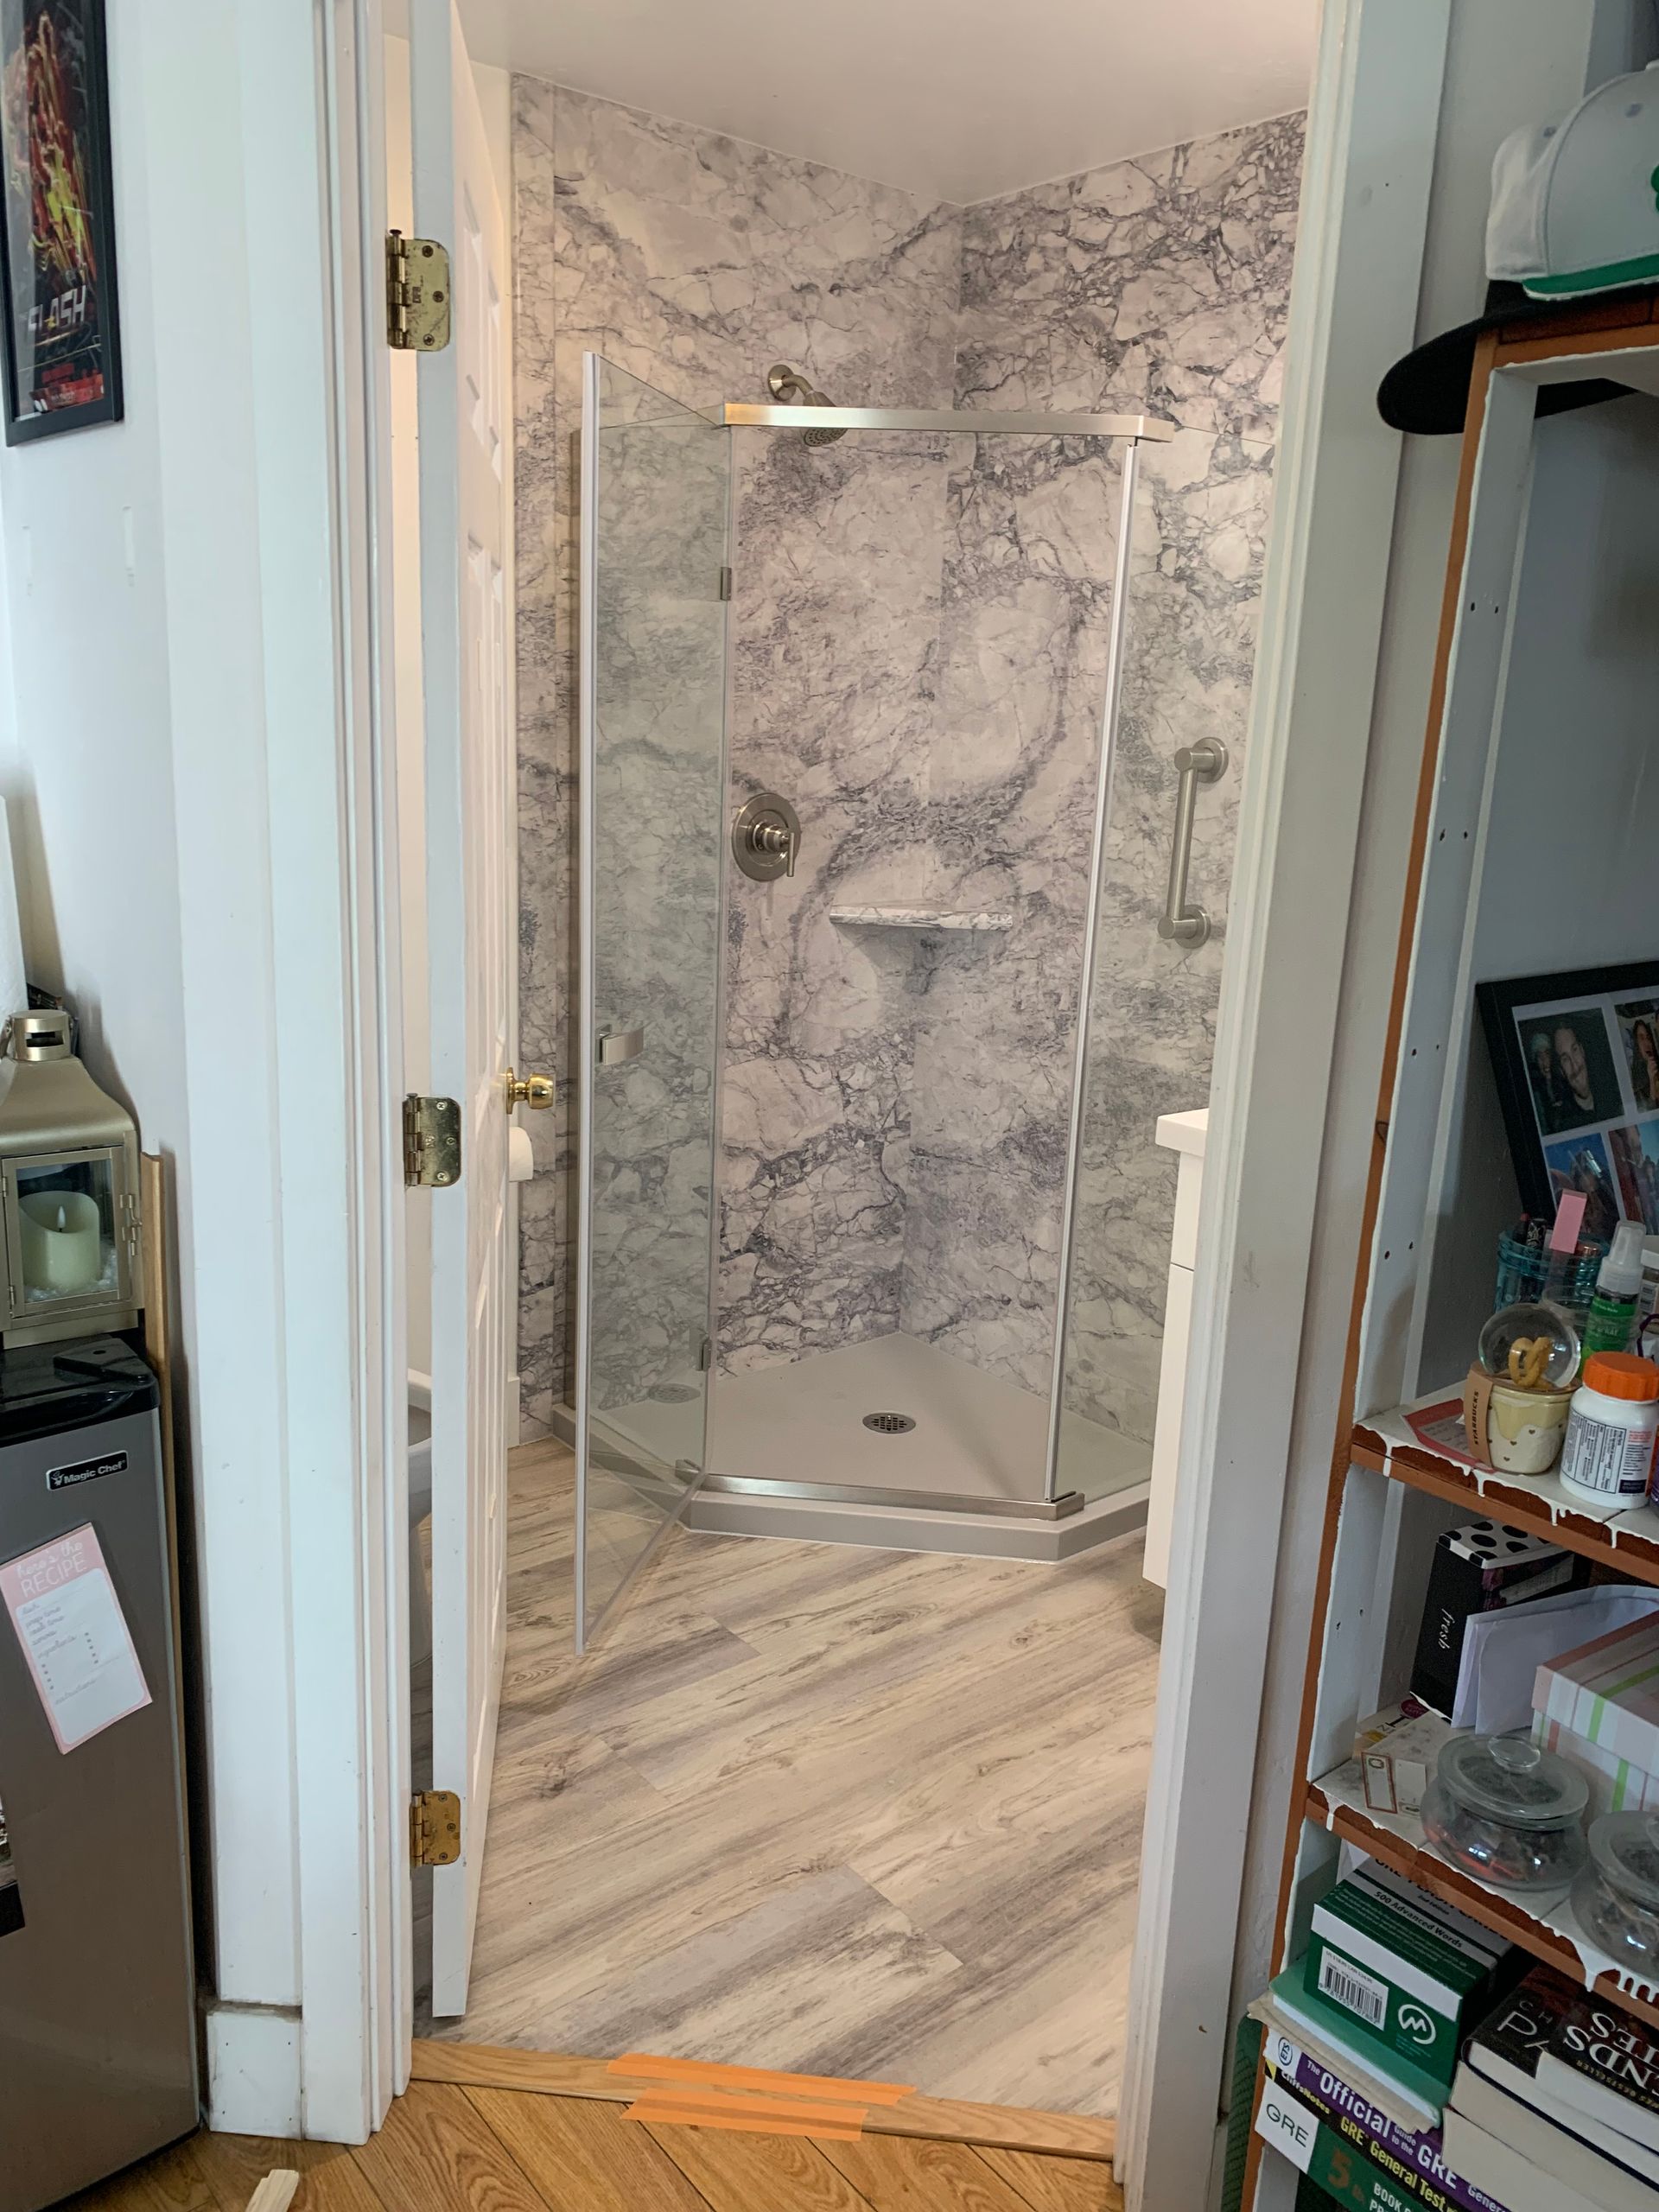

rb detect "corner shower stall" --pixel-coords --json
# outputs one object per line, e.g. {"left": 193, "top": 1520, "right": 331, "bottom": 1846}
{"left": 571, "top": 352, "right": 1193, "bottom": 1640}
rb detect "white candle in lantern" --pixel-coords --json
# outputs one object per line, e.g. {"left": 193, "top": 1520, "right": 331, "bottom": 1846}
{"left": 19, "top": 1190, "right": 102, "bottom": 1294}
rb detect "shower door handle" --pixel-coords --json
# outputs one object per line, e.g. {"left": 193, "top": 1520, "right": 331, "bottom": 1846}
{"left": 1158, "top": 738, "right": 1227, "bottom": 947}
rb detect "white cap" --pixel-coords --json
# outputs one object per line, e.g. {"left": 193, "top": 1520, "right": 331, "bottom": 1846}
{"left": 1489, "top": 64, "right": 1659, "bottom": 300}
{"left": 1602, "top": 1218, "right": 1648, "bottom": 1296}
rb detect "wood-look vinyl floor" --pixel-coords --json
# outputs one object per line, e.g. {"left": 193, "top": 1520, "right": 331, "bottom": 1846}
{"left": 418, "top": 1440, "right": 1162, "bottom": 2117}
{"left": 60, "top": 2083, "right": 1124, "bottom": 2212}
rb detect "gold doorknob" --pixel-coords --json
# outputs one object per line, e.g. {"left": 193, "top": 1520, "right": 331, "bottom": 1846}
{"left": 505, "top": 1069, "right": 554, "bottom": 1110}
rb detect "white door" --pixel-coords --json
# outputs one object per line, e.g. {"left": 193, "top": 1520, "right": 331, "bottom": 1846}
{"left": 411, "top": 0, "right": 512, "bottom": 2018}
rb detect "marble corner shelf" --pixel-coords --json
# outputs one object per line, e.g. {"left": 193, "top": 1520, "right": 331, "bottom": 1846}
{"left": 828, "top": 906, "right": 1014, "bottom": 934}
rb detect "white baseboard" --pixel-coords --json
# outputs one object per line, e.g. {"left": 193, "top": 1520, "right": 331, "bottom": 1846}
{"left": 203, "top": 2001, "right": 302, "bottom": 2135}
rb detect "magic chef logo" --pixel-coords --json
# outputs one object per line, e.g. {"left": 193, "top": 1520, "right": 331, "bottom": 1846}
{"left": 45, "top": 1451, "right": 126, "bottom": 1493}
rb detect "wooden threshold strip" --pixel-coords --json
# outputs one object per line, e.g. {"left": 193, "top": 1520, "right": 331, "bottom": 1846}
{"left": 410, "top": 2041, "right": 1118, "bottom": 2163}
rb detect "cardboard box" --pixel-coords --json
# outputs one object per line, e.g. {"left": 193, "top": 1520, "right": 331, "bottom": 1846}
{"left": 1355, "top": 1701, "right": 1453, "bottom": 1815}
{"left": 1532, "top": 1710, "right": 1659, "bottom": 1820}
{"left": 1533, "top": 1611, "right": 1659, "bottom": 1776}
{"left": 1304, "top": 1862, "right": 1510, "bottom": 2094}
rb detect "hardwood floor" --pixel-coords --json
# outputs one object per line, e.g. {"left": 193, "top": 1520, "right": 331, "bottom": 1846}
{"left": 418, "top": 1440, "right": 1161, "bottom": 2116}
{"left": 59, "top": 2083, "right": 1124, "bottom": 2212}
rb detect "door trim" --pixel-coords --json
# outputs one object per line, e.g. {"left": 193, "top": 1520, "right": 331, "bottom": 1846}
{"left": 219, "top": 0, "right": 408, "bottom": 2145}
{"left": 1114, "top": 3, "right": 1451, "bottom": 2203}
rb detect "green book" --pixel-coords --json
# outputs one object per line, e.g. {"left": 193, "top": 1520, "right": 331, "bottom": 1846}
{"left": 1304, "top": 1864, "right": 1508, "bottom": 2092}
{"left": 1268, "top": 1966, "right": 1449, "bottom": 2123}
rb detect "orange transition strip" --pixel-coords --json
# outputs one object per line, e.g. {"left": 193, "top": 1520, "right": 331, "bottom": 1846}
{"left": 624, "top": 2092, "right": 866, "bottom": 2141}
{"left": 610, "top": 2054, "right": 919, "bottom": 2141}
{"left": 608, "top": 2051, "right": 915, "bottom": 2106}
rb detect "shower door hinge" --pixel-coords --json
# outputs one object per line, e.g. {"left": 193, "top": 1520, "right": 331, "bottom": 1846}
{"left": 404, "top": 1094, "right": 461, "bottom": 1188}
{"left": 718, "top": 565, "right": 734, "bottom": 601}
{"left": 699, "top": 1335, "right": 714, "bottom": 1372}
{"left": 385, "top": 230, "right": 452, "bottom": 352}
{"left": 410, "top": 1789, "right": 461, "bottom": 1867}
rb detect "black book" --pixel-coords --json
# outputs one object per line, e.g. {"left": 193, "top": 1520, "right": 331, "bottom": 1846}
{"left": 1465, "top": 1963, "right": 1659, "bottom": 2170}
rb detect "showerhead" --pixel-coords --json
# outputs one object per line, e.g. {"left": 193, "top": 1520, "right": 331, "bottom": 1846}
{"left": 767, "top": 361, "right": 848, "bottom": 447}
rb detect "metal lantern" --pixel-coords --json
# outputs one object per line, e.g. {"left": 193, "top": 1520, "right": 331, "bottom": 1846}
{"left": 0, "top": 1009, "right": 141, "bottom": 1346}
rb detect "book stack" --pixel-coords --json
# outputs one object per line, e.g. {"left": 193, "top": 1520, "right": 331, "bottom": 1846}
{"left": 1249, "top": 1862, "right": 1519, "bottom": 2209}
{"left": 1253, "top": 1992, "right": 1508, "bottom": 2212}
{"left": 1446, "top": 1965, "right": 1659, "bottom": 2211}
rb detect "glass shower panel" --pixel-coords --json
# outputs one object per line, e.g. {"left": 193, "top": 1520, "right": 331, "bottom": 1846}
{"left": 1051, "top": 452, "right": 1172, "bottom": 1508}
{"left": 575, "top": 353, "right": 729, "bottom": 1645}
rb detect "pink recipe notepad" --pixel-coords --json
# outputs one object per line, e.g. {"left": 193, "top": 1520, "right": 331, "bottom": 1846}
{"left": 0, "top": 1523, "right": 150, "bottom": 1752}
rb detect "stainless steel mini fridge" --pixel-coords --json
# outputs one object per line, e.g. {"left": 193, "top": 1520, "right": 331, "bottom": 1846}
{"left": 0, "top": 1336, "right": 197, "bottom": 2210}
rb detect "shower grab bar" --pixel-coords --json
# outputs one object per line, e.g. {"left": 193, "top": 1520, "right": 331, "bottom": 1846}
{"left": 1157, "top": 738, "right": 1227, "bottom": 948}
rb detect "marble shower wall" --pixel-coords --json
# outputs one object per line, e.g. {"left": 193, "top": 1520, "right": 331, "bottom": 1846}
{"left": 512, "top": 74, "right": 1303, "bottom": 1441}
{"left": 916, "top": 115, "right": 1306, "bottom": 1442}
{"left": 512, "top": 77, "right": 962, "bottom": 1429}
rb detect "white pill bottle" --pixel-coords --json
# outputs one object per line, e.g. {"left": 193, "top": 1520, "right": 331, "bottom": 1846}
{"left": 1560, "top": 1352, "right": 1659, "bottom": 1501}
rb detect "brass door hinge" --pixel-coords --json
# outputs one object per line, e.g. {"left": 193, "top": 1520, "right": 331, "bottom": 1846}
{"left": 386, "top": 230, "right": 452, "bottom": 352}
{"left": 410, "top": 1789, "right": 461, "bottom": 1867}
{"left": 404, "top": 1095, "right": 461, "bottom": 1188}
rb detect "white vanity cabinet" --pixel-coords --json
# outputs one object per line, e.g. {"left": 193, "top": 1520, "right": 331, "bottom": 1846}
{"left": 1145, "top": 1106, "right": 1208, "bottom": 1589}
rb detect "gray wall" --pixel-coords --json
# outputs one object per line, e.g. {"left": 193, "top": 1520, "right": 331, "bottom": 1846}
{"left": 512, "top": 75, "right": 1302, "bottom": 1442}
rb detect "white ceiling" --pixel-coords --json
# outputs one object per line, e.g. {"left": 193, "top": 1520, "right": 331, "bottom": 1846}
{"left": 455, "top": 0, "right": 1317, "bottom": 205}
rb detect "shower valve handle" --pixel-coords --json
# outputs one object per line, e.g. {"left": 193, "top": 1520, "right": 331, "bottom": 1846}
{"left": 750, "top": 820, "right": 797, "bottom": 877}
{"left": 732, "top": 792, "right": 803, "bottom": 883}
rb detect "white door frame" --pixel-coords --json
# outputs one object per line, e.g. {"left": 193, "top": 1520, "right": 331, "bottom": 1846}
{"left": 1116, "top": 3, "right": 1451, "bottom": 2201}
{"left": 230, "top": 0, "right": 409, "bottom": 2142}
{"left": 278, "top": 0, "right": 1653, "bottom": 2165}
{"left": 291, "top": 0, "right": 1452, "bottom": 2152}
{"left": 1119, "top": 5, "right": 1646, "bottom": 2207}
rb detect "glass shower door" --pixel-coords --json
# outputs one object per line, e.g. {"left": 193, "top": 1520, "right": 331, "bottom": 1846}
{"left": 574, "top": 353, "right": 729, "bottom": 1647}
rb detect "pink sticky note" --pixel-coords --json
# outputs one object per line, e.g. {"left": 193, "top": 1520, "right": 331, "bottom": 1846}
{"left": 0, "top": 1524, "right": 149, "bottom": 1753}
{"left": 1551, "top": 1190, "right": 1588, "bottom": 1254}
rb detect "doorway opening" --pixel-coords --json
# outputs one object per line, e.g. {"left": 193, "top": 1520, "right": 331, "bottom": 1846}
{"left": 395, "top": 1, "right": 1306, "bottom": 2133}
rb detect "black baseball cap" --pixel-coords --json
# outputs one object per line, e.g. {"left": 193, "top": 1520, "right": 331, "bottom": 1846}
{"left": 1377, "top": 276, "right": 1647, "bottom": 435}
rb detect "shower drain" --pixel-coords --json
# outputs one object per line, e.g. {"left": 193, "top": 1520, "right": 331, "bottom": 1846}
{"left": 646, "top": 1382, "right": 701, "bottom": 1404}
{"left": 862, "top": 1411, "right": 917, "bottom": 1435}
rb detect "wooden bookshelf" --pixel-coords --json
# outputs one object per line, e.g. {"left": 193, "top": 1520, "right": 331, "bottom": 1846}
{"left": 1242, "top": 301, "right": 1659, "bottom": 2203}
{"left": 1351, "top": 1411, "right": 1659, "bottom": 1586}
{"left": 1307, "top": 1770, "right": 1659, "bottom": 2036}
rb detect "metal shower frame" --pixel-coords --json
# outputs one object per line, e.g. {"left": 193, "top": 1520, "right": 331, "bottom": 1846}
{"left": 579, "top": 365, "right": 1177, "bottom": 1530}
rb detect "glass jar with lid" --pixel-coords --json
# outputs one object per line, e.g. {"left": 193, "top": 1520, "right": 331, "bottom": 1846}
{"left": 1421, "top": 1732, "right": 1589, "bottom": 1892}
{"left": 1572, "top": 1811, "right": 1659, "bottom": 1970}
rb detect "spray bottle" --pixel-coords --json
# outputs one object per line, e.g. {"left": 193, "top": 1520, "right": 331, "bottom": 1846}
{"left": 1583, "top": 1219, "right": 1647, "bottom": 1357}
